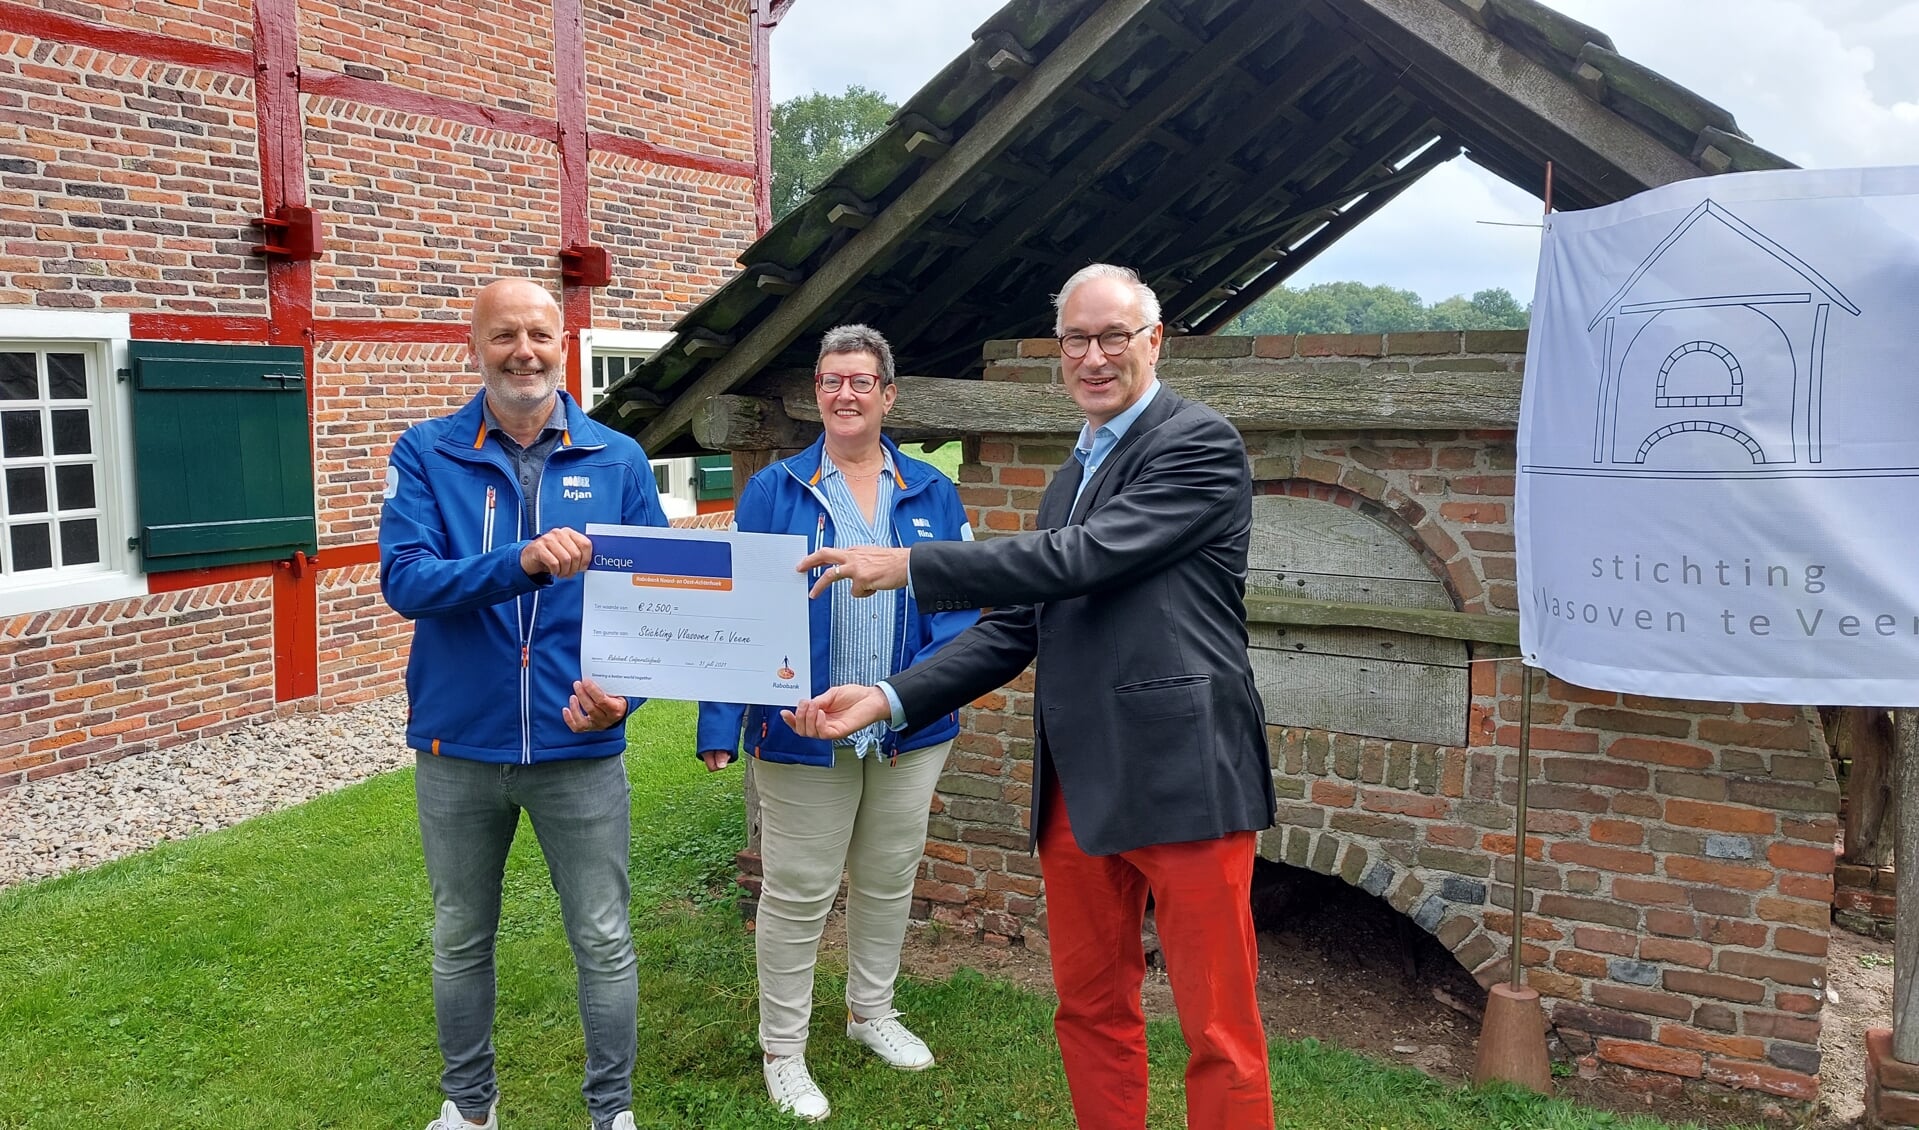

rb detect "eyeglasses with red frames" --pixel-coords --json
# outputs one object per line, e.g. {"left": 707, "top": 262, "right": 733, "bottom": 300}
{"left": 1056, "top": 324, "right": 1153, "bottom": 359}
{"left": 814, "top": 372, "right": 885, "bottom": 393}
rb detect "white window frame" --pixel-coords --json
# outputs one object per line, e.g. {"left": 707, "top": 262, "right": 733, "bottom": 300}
{"left": 0, "top": 309, "right": 146, "bottom": 617}
{"left": 579, "top": 328, "right": 703, "bottom": 519}
{"left": 578, "top": 328, "right": 673, "bottom": 413}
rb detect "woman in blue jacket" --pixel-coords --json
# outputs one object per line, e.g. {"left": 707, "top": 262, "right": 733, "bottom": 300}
{"left": 697, "top": 325, "right": 977, "bottom": 1122}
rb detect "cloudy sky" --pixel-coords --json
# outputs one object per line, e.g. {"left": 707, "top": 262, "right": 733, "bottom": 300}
{"left": 771, "top": 0, "right": 1919, "bottom": 304}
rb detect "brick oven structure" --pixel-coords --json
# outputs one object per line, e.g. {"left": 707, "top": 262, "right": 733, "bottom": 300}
{"left": 920, "top": 332, "right": 1839, "bottom": 1104}
{"left": 1, "top": 0, "right": 773, "bottom": 787}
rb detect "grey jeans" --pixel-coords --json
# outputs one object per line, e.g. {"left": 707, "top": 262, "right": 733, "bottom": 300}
{"left": 415, "top": 751, "right": 636, "bottom": 1128}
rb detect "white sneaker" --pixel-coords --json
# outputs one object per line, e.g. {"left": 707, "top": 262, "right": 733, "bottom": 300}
{"left": 763, "top": 1054, "right": 830, "bottom": 1121}
{"left": 426, "top": 1099, "right": 497, "bottom": 1130}
{"left": 846, "top": 1010, "right": 935, "bottom": 1071}
{"left": 602, "top": 1114, "right": 636, "bottom": 1130}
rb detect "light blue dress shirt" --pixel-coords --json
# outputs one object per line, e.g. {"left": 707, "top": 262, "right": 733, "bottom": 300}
{"left": 818, "top": 449, "right": 899, "bottom": 757}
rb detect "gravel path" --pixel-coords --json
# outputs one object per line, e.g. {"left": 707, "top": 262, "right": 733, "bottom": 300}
{"left": 0, "top": 696, "right": 410, "bottom": 889}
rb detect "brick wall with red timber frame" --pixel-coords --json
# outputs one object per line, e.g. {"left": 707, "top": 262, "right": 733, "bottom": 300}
{"left": 0, "top": 0, "right": 758, "bottom": 785}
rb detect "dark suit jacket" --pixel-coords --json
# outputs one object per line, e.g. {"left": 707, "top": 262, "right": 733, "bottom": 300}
{"left": 888, "top": 386, "right": 1276, "bottom": 855}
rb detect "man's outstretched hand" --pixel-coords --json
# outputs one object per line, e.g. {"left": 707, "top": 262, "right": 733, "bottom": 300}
{"left": 783, "top": 684, "right": 892, "bottom": 740}
{"left": 796, "top": 546, "right": 911, "bottom": 599}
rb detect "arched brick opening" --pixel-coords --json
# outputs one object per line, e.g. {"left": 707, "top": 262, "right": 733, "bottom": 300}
{"left": 1247, "top": 476, "right": 1503, "bottom": 984}
{"left": 1253, "top": 478, "right": 1467, "bottom": 610}
{"left": 1255, "top": 820, "right": 1507, "bottom": 987}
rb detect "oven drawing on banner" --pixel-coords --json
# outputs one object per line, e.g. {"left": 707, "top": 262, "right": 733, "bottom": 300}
{"left": 1586, "top": 200, "right": 1860, "bottom": 470}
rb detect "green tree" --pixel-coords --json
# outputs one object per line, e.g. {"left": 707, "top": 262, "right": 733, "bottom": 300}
{"left": 1224, "top": 281, "right": 1429, "bottom": 335}
{"left": 1223, "top": 283, "right": 1529, "bottom": 335}
{"left": 1426, "top": 287, "right": 1530, "bottom": 330}
{"left": 771, "top": 85, "right": 897, "bottom": 221}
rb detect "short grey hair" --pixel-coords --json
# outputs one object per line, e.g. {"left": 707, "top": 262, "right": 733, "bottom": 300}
{"left": 816, "top": 323, "right": 896, "bottom": 385}
{"left": 1053, "top": 263, "right": 1162, "bottom": 334}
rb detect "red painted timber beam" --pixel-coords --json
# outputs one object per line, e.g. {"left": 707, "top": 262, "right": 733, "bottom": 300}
{"left": 300, "top": 71, "right": 561, "bottom": 143}
{"left": 253, "top": 0, "right": 320, "bottom": 704}
{"left": 554, "top": 0, "right": 590, "bottom": 403}
{"left": 0, "top": 1, "right": 251, "bottom": 74}
{"left": 588, "top": 132, "right": 756, "bottom": 182}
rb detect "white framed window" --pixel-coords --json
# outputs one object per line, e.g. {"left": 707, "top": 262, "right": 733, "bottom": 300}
{"left": 579, "top": 328, "right": 672, "bottom": 413}
{"left": 579, "top": 328, "right": 702, "bottom": 519}
{"left": 0, "top": 309, "right": 144, "bottom": 616}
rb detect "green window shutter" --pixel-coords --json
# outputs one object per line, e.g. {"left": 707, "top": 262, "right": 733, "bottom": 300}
{"left": 693, "top": 454, "right": 733, "bottom": 501}
{"left": 129, "top": 341, "right": 317, "bottom": 572}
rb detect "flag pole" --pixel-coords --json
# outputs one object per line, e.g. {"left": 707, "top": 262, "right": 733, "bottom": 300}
{"left": 1473, "top": 163, "right": 1555, "bottom": 1093}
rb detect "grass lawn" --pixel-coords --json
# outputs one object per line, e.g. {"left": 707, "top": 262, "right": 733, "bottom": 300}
{"left": 0, "top": 701, "right": 1739, "bottom": 1129}
{"left": 908, "top": 439, "right": 964, "bottom": 482}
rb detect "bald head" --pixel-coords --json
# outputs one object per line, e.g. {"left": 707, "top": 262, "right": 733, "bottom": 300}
{"left": 470, "top": 279, "right": 566, "bottom": 415}
{"left": 471, "top": 279, "right": 561, "bottom": 343}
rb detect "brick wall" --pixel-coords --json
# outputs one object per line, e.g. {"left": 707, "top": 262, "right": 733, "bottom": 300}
{"left": 1, "top": 582, "right": 277, "bottom": 788}
{"left": 923, "top": 332, "right": 1839, "bottom": 1101}
{"left": 0, "top": 37, "right": 266, "bottom": 313}
{"left": 585, "top": 0, "right": 753, "bottom": 164}
{"left": 588, "top": 151, "right": 756, "bottom": 328}
{"left": 299, "top": 0, "right": 556, "bottom": 116}
{"left": 304, "top": 101, "right": 564, "bottom": 321}
{"left": 308, "top": 342, "right": 472, "bottom": 708}
{"left": 316, "top": 563, "right": 408, "bottom": 707}
{"left": 312, "top": 341, "right": 472, "bottom": 546}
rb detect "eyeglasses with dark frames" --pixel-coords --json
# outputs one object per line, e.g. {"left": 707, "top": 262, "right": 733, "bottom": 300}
{"left": 814, "top": 372, "right": 884, "bottom": 394}
{"left": 1056, "top": 324, "right": 1153, "bottom": 359}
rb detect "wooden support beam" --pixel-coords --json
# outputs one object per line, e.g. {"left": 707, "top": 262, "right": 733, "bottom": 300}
{"left": 1165, "top": 137, "right": 1458, "bottom": 273}
{"left": 826, "top": 202, "right": 873, "bottom": 230}
{"left": 905, "top": 131, "right": 951, "bottom": 159}
{"left": 744, "top": 365, "right": 1523, "bottom": 438}
{"left": 694, "top": 395, "right": 819, "bottom": 451}
{"left": 637, "top": 0, "right": 1159, "bottom": 453}
{"left": 1143, "top": 7, "right": 1207, "bottom": 54}
{"left": 985, "top": 156, "right": 1050, "bottom": 186}
{"left": 1832, "top": 706, "right": 1896, "bottom": 867}
{"left": 905, "top": 44, "right": 1366, "bottom": 372}
{"left": 879, "top": 1, "right": 1291, "bottom": 348}
{"left": 1159, "top": 116, "right": 1439, "bottom": 326}
{"left": 1319, "top": 0, "right": 1702, "bottom": 192}
{"left": 1190, "top": 143, "right": 1452, "bottom": 333}
{"left": 1245, "top": 589, "right": 1520, "bottom": 646}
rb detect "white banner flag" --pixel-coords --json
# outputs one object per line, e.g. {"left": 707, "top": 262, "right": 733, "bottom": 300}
{"left": 1517, "top": 166, "right": 1919, "bottom": 705}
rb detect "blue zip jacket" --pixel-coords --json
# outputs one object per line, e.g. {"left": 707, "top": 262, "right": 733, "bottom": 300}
{"left": 695, "top": 435, "right": 978, "bottom": 766}
{"left": 380, "top": 390, "right": 668, "bottom": 764}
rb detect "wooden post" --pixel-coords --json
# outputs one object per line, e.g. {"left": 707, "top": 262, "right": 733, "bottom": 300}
{"left": 1511, "top": 665, "right": 1533, "bottom": 987}
{"left": 1893, "top": 708, "right": 1919, "bottom": 1061}
{"left": 1835, "top": 706, "right": 1897, "bottom": 866}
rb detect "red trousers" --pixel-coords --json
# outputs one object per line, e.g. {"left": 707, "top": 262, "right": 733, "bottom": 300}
{"left": 1038, "top": 780, "right": 1274, "bottom": 1130}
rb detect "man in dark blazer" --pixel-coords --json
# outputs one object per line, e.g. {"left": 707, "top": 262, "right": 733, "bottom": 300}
{"left": 787, "top": 264, "right": 1277, "bottom": 1129}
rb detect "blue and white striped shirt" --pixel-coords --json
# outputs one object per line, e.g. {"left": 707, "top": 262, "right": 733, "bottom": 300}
{"left": 819, "top": 450, "right": 900, "bottom": 757}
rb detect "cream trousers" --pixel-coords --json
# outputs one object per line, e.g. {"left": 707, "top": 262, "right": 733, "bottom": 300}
{"left": 752, "top": 740, "right": 952, "bottom": 1056}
